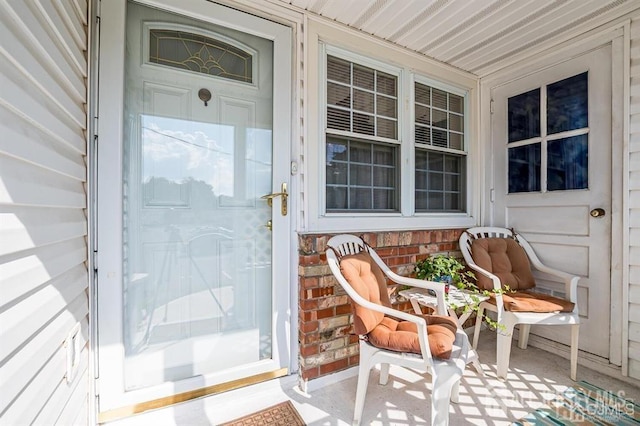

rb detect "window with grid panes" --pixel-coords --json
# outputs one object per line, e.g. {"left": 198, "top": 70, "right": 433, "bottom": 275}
{"left": 414, "top": 82, "right": 466, "bottom": 212}
{"left": 325, "top": 55, "right": 399, "bottom": 212}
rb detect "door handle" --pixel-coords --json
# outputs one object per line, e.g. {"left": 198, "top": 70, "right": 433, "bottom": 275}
{"left": 590, "top": 208, "right": 605, "bottom": 218}
{"left": 261, "top": 183, "right": 288, "bottom": 216}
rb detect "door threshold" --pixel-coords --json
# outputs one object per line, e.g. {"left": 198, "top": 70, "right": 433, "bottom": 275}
{"left": 98, "top": 368, "right": 288, "bottom": 424}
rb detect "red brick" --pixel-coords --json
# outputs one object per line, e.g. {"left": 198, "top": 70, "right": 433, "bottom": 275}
{"left": 300, "top": 299, "right": 318, "bottom": 311}
{"left": 300, "top": 320, "right": 318, "bottom": 333}
{"left": 336, "top": 304, "right": 352, "bottom": 315}
{"left": 307, "top": 287, "right": 334, "bottom": 298}
{"left": 299, "top": 254, "right": 322, "bottom": 265}
{"left": 300, "top": 276, "right": 319, "bottom": 290}
{"left": 300, "top": 345, "right": 319, "bottom": 357}
{"left": 319, "top": 357, "right": 349, "bottom": 375}
{"left": 301, "top": 332, "right": 319, "bottom": 345}
{"left": 316, "top": 307, "right": 335, "bottom": 319}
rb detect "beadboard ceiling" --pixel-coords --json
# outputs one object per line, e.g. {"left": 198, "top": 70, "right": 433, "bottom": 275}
{"left": 274, "top": 0, "right": 640, "bottom": 76}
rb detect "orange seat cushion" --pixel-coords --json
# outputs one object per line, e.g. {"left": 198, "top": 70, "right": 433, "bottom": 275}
{"left": 339, "top": 251, "right": 457, "bottom": 359}
{"left": 471, "top": 237, "right": 535, "bottom": 291}
{"left": 368, "top": 315, "right": 458, "bottom": 359}
{"left": 488, "top": 291, "right": 575, "bottom": 313}
{"left": 471, "top": 237, "right": 575, "bottom": 313}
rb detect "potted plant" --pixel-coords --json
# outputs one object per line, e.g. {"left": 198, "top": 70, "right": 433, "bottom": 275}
{"left": 413, "top": 254, "right": 504, "bottom": 331}
{"left": 414, "top": 254, "right": 476, "bottom": 292}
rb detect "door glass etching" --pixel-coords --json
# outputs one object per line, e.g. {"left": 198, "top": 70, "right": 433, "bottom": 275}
{"left": 149, "top": 29, "right": 253, "bottom": 83}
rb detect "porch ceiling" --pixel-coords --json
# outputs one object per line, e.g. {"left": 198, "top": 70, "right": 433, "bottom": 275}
{"left": 274, "top": 0, "right": 640, "bottom": 76}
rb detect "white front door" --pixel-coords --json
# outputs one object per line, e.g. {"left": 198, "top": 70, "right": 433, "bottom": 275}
{"left": 491, "top": 45, "right": 612, "bottom": 359}
{"left": 97, "top": 0, "right": 292, "bottom": 412}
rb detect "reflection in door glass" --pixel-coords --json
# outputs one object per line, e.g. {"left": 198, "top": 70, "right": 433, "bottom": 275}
{"left": 508, "top": 88, "right": 540, "bottom": 143}
{"left": 123, "top": 114, "right": 273, "bottom": 390}
{"left": 548, "top": 135, "right": 588, "bottom": 191}
{"left": 508, "top": 143, "right": 541, "bottom": 193}
{"left": 547, "top": 72, "right": 588, "bottom": 134}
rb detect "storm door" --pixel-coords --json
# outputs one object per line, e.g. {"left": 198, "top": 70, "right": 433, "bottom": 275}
{"left": 97, "top": 0, "right": 292, "bottom": 412}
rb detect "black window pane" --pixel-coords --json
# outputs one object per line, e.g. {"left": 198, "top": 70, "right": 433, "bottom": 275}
{"left": 353, "top": 112, "right": 374, "bottom": 135}
{"left": 350, "top": 188, "right": 372, "bottom": 209}
{"left": 508, "top": 143, "right": 541, "bottom": 193}
{"left": 351, "top": 164, "right": 371, "bottom": 186}
{"left": 428, "top": 192, "right": 443, "bottom": 210}
{"left": 350, "top": 141, "right": 371, "bottom": 163}
{"left": 508, "top": 89, "right": 540, "bottom": 142}
{"left": 326, "top": 136, "right": 398, "bottom": 212}
{"left": 429, "top": 172, "right": 443, "bottom": 190}
{"left": 547, "top": 72, "right": 588, "bottom": 134}
{"left": 377, "top": 72, "right": 397, "bottom": 96}
{"left": 353, "top": 64, "right": 374, "bottom": 90}
{"left": 449, "top": 94, "right": 463, "bottom": 113}
{"left": 353, "top": 89, "right": 374, "bottom": 113}
{"left": 548, "top": 135, "right": 588, "bottom": 191}
{"left": 326, "top": 162, "right": 347, "bottom": 185}
{"left": 327, "top": 55, "right": 350, "bottom": 84}
{"left": 327, "top": 187, "right": 347, "bottom": 209}
{"left": 432, "top": 109, "right": 447, "bottom": 129}
{"left": 376, "top": 117, "right": 397, "bottom": 139}
{"left": 327, "top": 82, "right": 350, "bottom": 108}
{"left": 327, "top": 107, "right": 350, "bottom": 131}
{"left": 432, "top": 129, "right": 447, "bottom": 147}
{"left": 415, "top": 126, "right": 430, "bottom": 144}
{"left": 415, "top": 83, "right": 430, "bottom": 105}
{"left": 373, "top": 189, "right": 395, "bottom": 209}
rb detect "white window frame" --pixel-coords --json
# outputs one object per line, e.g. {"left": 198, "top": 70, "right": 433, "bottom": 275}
{"left": 305, "top": 32, "right": 479, "bottom": 233}
{"left": 322, "top": 45, "right": 404, "bottom": 214}
{"left": 412, "top": 74, "right": 471, "bottom": 214}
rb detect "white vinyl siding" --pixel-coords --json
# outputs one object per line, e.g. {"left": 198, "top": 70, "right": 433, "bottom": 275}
{"left": 0, "top": 0, "right": 89, "bottom": 424}
{"left": 628, "top": 15, "right": 640, "bottom": 381}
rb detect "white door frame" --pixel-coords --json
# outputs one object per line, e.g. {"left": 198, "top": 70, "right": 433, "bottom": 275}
{"left": 479, "top": 26, "right": 626, "bottom": 368}
{"left": 95, "top": 0, "right": 294, "bottom": 412}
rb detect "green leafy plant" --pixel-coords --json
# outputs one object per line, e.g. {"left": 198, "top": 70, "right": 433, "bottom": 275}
{"left": 413, "top": 254, "right": 508, "bottom": 332}
{"left": 414, "top": 254, "right": 476, "bottom": 289}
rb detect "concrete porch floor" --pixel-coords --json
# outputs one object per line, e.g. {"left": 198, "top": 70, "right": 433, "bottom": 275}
{"left": 105, "top": 330, "right": 640, "bottom": 425}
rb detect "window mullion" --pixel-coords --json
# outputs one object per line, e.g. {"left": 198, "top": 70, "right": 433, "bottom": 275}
{"left": 541, "top": 85, "right": 548, "bottom": 194}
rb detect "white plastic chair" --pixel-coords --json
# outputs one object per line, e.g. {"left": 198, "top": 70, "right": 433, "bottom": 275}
{"left": 459, "top": 227, "right": 580, "bottom": 380}
{"left": 326, "top": 234, "right": 469, "bottom": 426}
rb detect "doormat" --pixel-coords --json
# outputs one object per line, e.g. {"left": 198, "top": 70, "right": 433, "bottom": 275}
{"left": 219, "top": 401, "right": 306, "bottom": 426}
{"left": 514, "top": 381, "right": 640, "bottom": 425}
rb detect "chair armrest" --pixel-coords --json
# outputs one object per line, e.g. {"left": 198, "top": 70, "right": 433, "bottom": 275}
{"left": 385, "top": 271, "right": 448, "bottom": 315}
{"left": 519, "top": 240, "right": 580, "bottom": 304}
{"left": 530, "top": 263, "right": 580, "bottom": 304}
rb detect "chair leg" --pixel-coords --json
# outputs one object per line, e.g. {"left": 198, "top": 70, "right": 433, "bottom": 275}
{"left": 496, "top": 319, "right": 516, "bottom": 380}
{"left": 379, "top": 363, "right": 390, "bottom": 385}
{"left": 430, "top": 364, "right": 463, "bottom": 426}
{"left": 570, "top": 324, "right": 579, "bottom": 381}
{"left": 472, "top": 305, "right": 485, "bottom": 349}
{"left": 518, "top": 324, "right": 531, "bottom": 349}
{"left": 353, "top": 347, "right": 374, "bottom": 426}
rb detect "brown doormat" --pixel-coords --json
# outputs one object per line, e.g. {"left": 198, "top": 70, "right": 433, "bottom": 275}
{"left": 219, "top": 400, "right": 306, "bottom": 426}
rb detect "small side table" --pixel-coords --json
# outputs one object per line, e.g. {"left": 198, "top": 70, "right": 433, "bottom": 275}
{"left": 399, "top": 286, "right": 488, "bottom": 375}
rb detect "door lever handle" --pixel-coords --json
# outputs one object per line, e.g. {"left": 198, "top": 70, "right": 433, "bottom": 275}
{"left": 261, "top": 183, "right": 288, "bottom": 216}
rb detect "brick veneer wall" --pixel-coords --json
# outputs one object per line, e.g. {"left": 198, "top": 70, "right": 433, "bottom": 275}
{"left": 297, "top": 228, "right": 465, "bottom": 384}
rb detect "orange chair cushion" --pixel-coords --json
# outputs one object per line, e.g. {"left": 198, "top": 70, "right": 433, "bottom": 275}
{"left": 339, "top": 252, "right": 392, "bottom": 335}
{"left": 339, "top": 251, "right": 457, "bottom": 359}
{"left": 367, "top": 315, "right": 458, "bottom": 359}
{"left": 471, "top": 237, "right": 535, "bottom": 291}
{"left": 488, "top": 291, "right": 575, "bottom": 313}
